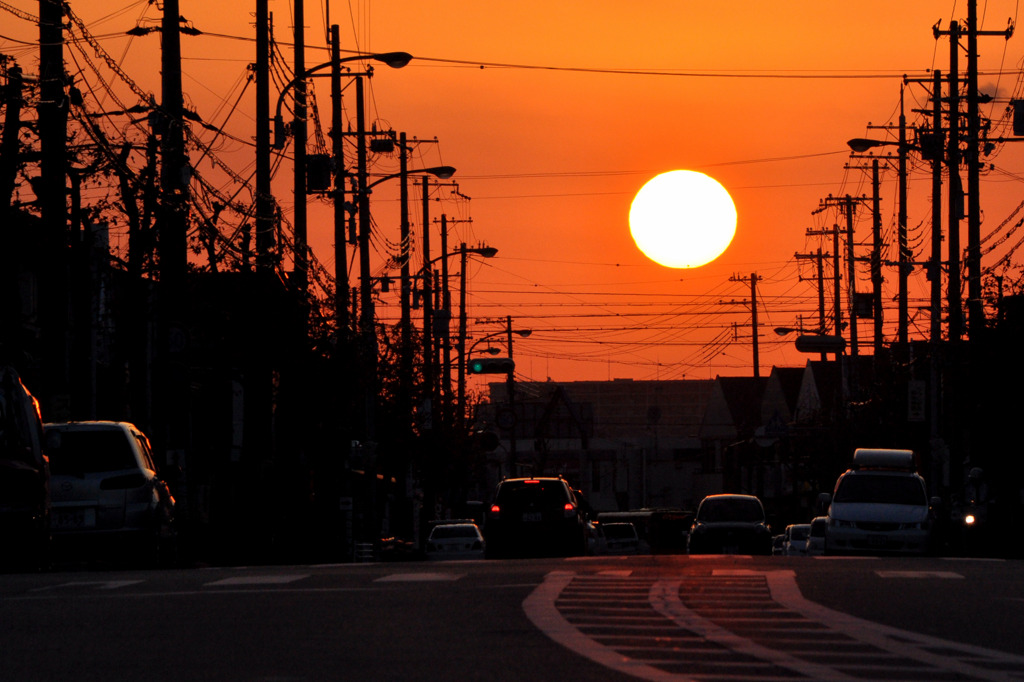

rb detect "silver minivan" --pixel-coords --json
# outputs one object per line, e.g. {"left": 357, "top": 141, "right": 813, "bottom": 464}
{"left": 823, "top": 448, "right": 931, "bottom": 555}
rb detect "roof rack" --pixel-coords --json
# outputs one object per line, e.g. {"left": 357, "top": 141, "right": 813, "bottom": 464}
{"left": 852, "top": 448, "right": 915, "bottom": 471}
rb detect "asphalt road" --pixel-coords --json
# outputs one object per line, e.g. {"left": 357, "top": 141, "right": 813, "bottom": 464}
{"left": 3, "top": 555, "right": 1023, "bottom": 681}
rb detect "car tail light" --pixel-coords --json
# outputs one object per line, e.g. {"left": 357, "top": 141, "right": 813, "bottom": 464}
{"left": 563, "top": 502, "right": 576, "bottom": 518}
{"left": 488, "top": 503, "right": 501, "bottom": 517}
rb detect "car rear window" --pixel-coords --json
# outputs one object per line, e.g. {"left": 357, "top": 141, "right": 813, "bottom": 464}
{"left": 603, "top": 524, "right": 637, "bottom": 540}
{"left": 834, "top": 474, "right": 926, "bottom": 505}
{"left": 430, "top": 525, "right": 479, "bottom": 540}
{"left": 45, "top": 429, "right": 137, "bottom": 474}
{"left": 789, "top": 526, "right": 809, "bottom": 541}
{"left": 495, "top": 481, "right": 569, "bottom": 509}
{"left": 698, "top": 497, "right": 764, "bottom": 523}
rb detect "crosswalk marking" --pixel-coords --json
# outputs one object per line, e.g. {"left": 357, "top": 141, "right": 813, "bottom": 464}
{"left": 526, "top": 569, "right": 1024, "bottom": 682}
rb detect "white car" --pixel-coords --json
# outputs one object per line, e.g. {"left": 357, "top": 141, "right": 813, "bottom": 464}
{"left": 823, "top": 448, "right": 931, "bottom": 555}
{"left": 807, "top": 516, "right": 827, "bottom": 555}
{"left": 43, "top": 421, "right": 177, "bottom": 565}
{"left": 425, "top": 523, "right": 485, "bottom": 560}
{"left": 601, "top": 522, "right": 640, "bottom": 554}
{"left": 782, "top": 523, "right": 810, "bottom": 556}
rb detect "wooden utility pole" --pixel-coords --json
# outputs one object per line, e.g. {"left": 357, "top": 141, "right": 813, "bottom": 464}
{"left": 292, "top": 0, "right": 308, "bottom": 295}
{"left": 871, "top": 159, "right": 884, "bottom": 355}
{"left": 157, "top": 0, "right": 190, "bottom": 471}
{"left": 255, "top": 0, "right": 274, "bottom": 270}
{"left": 38, "top": 0, "right": 70, "bottom": 417}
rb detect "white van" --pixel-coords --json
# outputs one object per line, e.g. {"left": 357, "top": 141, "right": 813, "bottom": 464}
{"left": 822, "top": 448, "right": 931, "bottom": 555}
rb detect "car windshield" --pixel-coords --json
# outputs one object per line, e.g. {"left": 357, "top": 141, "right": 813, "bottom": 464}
{"left": 430, "top": 525, "right": 478, "bottom": 540}
{"left": 45, "top": 428, "right": 136, "bottom": 474}
{"left": 698, "top": 497, "right": 764, "bottom": 523}
{"left": 834, "top": 474, "right": 926, "bottom": 505}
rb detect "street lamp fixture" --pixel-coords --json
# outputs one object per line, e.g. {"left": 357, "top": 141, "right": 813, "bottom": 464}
{"left": 273, "top": 52, "right": 414, "bottom": 149}
{"left": 367, "top": 165, "right": 457, "bottom": 191}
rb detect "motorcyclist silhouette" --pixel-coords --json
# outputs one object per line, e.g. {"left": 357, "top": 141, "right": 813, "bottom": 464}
{"left": 958, "top": 467, "right": 992, "bottom": 555}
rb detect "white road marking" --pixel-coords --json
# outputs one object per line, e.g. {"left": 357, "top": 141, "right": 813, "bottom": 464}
{"left": 875, "top": 570, "right": 963, "bottom": 579}
{"left": 30, "top": 580, "right": 143, "bottom": 592}
{"left": 525, "top": 568, "right": 1024, "bottom": 682}
{"left": 205, "top": 574, "right": 310, "bottom": 587}
{"left": 374, "top": 572, "right": 462, "bottom": 582}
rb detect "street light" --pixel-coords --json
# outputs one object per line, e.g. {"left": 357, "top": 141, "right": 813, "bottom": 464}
{"left": 273, "top": 52, "right": 413, "bottom": 148}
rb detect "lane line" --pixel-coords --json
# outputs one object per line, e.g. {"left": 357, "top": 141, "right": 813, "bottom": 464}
{"left": 523, "top": 571, "right": 684, "bottom": 682}
{"left": 763, "top": 569, "right": 1024, "bottom": 680}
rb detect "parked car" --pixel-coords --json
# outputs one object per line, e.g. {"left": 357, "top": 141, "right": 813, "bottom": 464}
{"left": 43, "top": 421, "right": 176, "bottom": 565}
{"left": 772, "top": 533, "right": 786, "bottom": 556}
{"left": 425, "top": 522, "right": 485, "bottom": 560}
{"left": 687, "top": 494, "right": 773, "bottom": 555}
{"left": 484, "top": 476, "right": 587, "bottom": 558}
{"left": 601, "top": 522, "right": 640, "bottom": 554}
{"left": 0, "top": 367, "right": 50, "bottom": 571}
{"left": 782, "top": 523, "right": 811, "bottom": 556}
{"left": 807, "top": 516, "right": 827, "bottom": 555}
{"left": 822, "top": 448, "right": 931, "bottom": 555}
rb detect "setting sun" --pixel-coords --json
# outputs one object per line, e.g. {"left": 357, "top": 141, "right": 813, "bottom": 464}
{"left": 629, "top": 170, "right": 738, "bottom": 269}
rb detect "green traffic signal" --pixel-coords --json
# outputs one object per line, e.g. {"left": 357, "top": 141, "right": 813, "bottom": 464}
{"left": 467, "top": 357, "right": 514, "bottom": 374}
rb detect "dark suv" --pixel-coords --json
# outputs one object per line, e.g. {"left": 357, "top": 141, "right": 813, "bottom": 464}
{"left": 484, "top": 477, "right": 587, "bottom": 558}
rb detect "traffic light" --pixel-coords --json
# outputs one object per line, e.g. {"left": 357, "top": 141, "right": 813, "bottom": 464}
{"left": 467, "top": 357, "right": 514, "bottom": 374}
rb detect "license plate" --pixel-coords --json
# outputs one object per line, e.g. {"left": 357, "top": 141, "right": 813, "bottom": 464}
{"left": 867, "top": 534, "right": 887, "bottom": 547}
{"left": 522, "top": 512, "right": 542, "bottom": 522}
{"left": 53, "top": 508, "right": 96, "bottom": 530}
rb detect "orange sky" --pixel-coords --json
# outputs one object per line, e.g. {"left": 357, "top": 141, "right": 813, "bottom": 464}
{"left": 5, "top": 1, "right": 1024, "bottom": 389}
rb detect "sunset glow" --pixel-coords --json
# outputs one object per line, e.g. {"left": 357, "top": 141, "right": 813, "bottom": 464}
{"left": 3, "top": 1, "right": 1024, "bottom": 383}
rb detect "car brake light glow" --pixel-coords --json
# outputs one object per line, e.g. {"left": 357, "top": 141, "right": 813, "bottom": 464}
{"left": 489, "top": 504, "right": 500, "bottom": 514}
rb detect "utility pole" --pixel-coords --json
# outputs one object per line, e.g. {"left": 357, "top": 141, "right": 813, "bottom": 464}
{"left": 255, "top": 1, "right": 274, "bottom": 270}
{"left": 963, "top": 1, "right": 1013, "bottom": 336}
{"left": 897, "top": 89, "right": 909, "bottom": 346}
{"left": 816, "top": 196, "right": 862, "bottom": 356}
{"left": 355, "top": 75, "right": 377, "bottom": 442}
{"left": 795, "top": 249, "right": 829, "bottom": 360}
{"left": 329, "top": 24, "right": 349, "bottom": 336}
{"left": 292, "top": 0, "right": 307, "bottom": 297}
{"left": 871, "top": 159, "right": 884, "bottom": 355}
{"left": 38, "top": 0, "right": 70, "bottom": 418}
{"left": 157, "top": 0, "right": 190, "bottom": 473}
{"left": 726, "top": 272, "right": 761, "bottom": 378}
{"left": 421, "top": 175, "right": 436, "bottom": 429}
{"left": 940, "top": 20, "right": 964, "bottom": 343}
